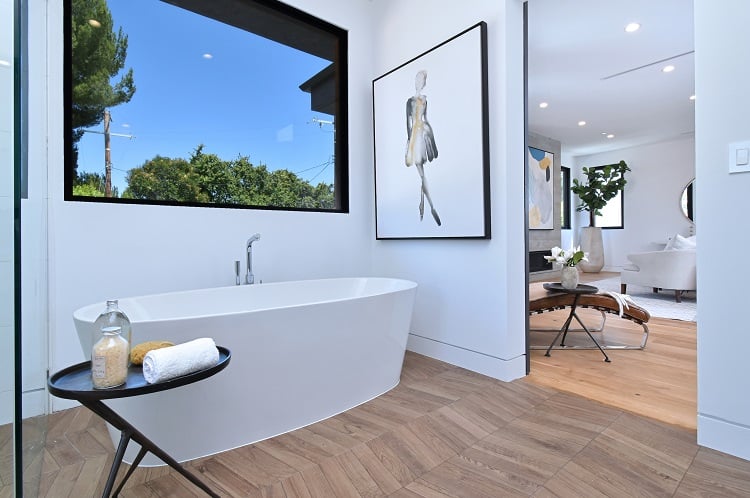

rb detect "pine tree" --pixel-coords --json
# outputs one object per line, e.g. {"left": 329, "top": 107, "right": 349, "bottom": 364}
{"left": 70, "top": 0, "right": 135, "bottom": 175}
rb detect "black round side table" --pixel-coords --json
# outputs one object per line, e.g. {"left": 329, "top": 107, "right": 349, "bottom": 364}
{"left": 542, "top": 283, "right": 610, "bottom": 362}
{"left": 48, "top": 346, "right": 231, "bottom": 497}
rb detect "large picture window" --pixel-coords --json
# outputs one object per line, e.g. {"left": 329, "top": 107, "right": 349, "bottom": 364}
{"left": 64, "top": 0, "right": 348, "bottom": 212}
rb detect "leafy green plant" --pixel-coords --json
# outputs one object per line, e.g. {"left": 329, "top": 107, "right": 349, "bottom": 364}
{"left": 571, "top": 160, "right": 630, "bottom": 227}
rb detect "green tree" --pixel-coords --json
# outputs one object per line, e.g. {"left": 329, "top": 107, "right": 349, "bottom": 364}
{"left": 124, "top": 155, "right": 205, "bottom": 202}
{"left": 73, "top": 171, "right": 118, "bottom": 197}
{"left": 122, "top": 147, "right": 335, "bottom": 209}
{"left": 71, "top": 0, "right": 135, "bottom": 173}
{"left": 190, "top": 145, "right": 234, "bottom": 204}
{"left": 72, "top": 183, "right": 105, "bottom": 197}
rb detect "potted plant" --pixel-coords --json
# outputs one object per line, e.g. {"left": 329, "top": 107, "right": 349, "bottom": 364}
{"left": 570, "top": 160, "right": 630, "bottom": 272}
{"left": 544, "top": 245, "right": 588, "bottom": 289}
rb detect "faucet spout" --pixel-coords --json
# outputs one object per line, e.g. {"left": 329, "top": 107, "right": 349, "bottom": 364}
{"left": 246, "top": 233, "right": 261, "bottom": 284}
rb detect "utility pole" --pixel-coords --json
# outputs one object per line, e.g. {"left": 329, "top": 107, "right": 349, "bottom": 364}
{"left": 82, "top": 111, "right": 135, "bottom": 198}
{"left": 104, "top": 110, "right": 112, "bottom": 197}
{"left": 311, "top": 117, "right": 335, "bottom": 161}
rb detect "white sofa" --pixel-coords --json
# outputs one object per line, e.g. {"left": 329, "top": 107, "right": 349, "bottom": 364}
{"left": 620, "top": 235, "right": 697, "bottom": 303}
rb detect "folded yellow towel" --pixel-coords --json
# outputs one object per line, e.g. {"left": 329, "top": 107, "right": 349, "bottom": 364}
{"left": 130, "top": 341, "right": 175, "bottom": 365}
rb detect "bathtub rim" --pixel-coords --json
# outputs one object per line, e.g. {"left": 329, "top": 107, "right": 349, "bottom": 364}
{"left": 73, "top": 276, "right": 418, "bottom": 325}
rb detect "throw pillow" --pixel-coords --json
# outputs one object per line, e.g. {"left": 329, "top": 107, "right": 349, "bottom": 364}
{"left": 664, "top": 235, "right": 677, "bottom": 250}
{"left": 671, "top": 234, "right": 696, "bottom": 250}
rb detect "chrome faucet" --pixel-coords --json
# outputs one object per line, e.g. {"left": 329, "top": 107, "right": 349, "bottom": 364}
{"left": 245, "top": 233, "right": 261, "bottom": 284}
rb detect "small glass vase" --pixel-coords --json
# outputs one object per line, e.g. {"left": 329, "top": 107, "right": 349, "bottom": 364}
{"left": 560, "top": 265, "right": 580, "bottom": 289}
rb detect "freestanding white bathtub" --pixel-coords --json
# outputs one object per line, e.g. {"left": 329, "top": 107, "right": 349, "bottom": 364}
{"left": 72, "top": 277, "right": 417, "bottom": 466}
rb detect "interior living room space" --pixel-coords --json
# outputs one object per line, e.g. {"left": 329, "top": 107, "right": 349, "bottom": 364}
{"left": 527, "top": 0, "right": 696, "bottom": 274}
{"left": 525, "top": 0, "right": 698, "bottom": 430}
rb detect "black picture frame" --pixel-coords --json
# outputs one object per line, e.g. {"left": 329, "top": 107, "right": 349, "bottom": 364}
{"left": 372, "top": 22, "right": 491, "bottom": 239}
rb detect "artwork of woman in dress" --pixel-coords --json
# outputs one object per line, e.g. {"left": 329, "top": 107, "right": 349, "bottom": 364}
{"left": 405, "top": 70, "right": 441, "bottom": 226}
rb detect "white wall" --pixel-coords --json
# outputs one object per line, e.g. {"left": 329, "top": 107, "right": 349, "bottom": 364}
{"left": 560, "top": 151, "right": 575, "bottom": 249}
{"left": 370, "top": 0, "right": 527, "bottom": 380}
{"left": 694, "top": 0, "right": 750, "bottom": 461}
{"left": 571, "top": 136, "right": 695, "bottom": 269}
{"left": 41, "top": 0, "right": 379, "bottom": 411}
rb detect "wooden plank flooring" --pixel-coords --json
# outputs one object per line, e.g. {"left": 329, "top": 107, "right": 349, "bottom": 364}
{"left": 527, "top": 271, "right": 697, "bottom": 431}
{"left": 9, "top": 349, "right": 748, "bottom": 497}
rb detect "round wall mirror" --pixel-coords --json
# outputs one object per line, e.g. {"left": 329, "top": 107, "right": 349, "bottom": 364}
{"left": 681, "top": 179, "right": 694, "bottom": 222}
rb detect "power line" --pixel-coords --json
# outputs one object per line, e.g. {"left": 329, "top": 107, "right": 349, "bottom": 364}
{"left": 300, "top": 117, "right": 336, "bottom": 184}
{"left": 294, "top": 159, "right": 330, "bottom": 175}
{"left": 308, "top": 156, "right": 333, "bottom": 183}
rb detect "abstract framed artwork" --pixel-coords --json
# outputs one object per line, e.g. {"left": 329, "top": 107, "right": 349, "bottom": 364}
{"left": 372, "top": 22, "right": 490, "bottom": 240}
{"left": 527, "top": 147, "right": 554, "bottom": 230}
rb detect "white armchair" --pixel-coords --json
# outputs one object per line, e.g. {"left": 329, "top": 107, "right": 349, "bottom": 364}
{"left": 620, "top": 249, "right": 696, "bottom": 302}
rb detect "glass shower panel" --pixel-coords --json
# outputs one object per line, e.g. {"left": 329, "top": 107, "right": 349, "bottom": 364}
{"left": 15, "top": 0, "right": 49, "bottom": 496}
{"left": 1, "top": 0, "right": 17, "bottom": 494}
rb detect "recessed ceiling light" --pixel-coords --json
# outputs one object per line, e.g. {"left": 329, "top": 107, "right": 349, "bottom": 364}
{"left": 662, "top": 65, "right": 675, "bottom": 73}
{"left": 689, "top": 94, "right": 696, "bottom": 101}
{"left": 601, "top": 132, "right": 608, "bottom": 136}
{"left": 88, "top": 19, "right": 101, "bottom": 28}
{"left": 578, "top": 121, "right": 587, "bottom": 126}
{"left": 625, "top": 22, "right": 641, "bottom": 33}
{"left": 202, "top": 53, "right": 213, "bottom": 59}
{"left": 607, "top": 134, "right": 615, "bottom": 139}
{"left": 539, "top": 102, "right": 548, "bottom": 109}
{"left": 0, "top": 60, "right": 10, "bottom": 67}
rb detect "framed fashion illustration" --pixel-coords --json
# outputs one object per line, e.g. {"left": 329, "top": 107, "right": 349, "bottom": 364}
{"left": 372, "top": 22, "right": 490, "bottom": 240}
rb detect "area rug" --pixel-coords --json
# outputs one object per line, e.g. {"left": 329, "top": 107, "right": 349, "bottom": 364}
{"left": 587, "top": 277, "right": 696, "bottom": 321}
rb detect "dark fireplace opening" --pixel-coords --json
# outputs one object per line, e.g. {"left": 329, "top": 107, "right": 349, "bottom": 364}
{"left": 529, "top": 250, "right": 553, "bottom": 273}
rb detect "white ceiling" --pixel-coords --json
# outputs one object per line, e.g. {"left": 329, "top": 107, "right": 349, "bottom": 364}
{"left": 527, "top": 0, "right": 695, "bottom": 158}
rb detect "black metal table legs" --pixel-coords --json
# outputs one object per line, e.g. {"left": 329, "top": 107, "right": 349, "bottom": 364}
{"left": 544, "top": 294, "right": 611, "bottom": 362}
{"left": 81, "top": 399, "right": 219, "bottom": 498}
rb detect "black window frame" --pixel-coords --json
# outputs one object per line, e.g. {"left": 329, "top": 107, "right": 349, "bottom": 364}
{"left": 63, "top": 0, "right": 349, "bottom": 213}
{"left": 561, "top": 166, "right": 571, "bottom": 229}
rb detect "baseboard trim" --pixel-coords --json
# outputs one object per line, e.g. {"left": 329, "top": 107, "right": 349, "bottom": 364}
{"left": 22, "top": 389, "right": 48, "bottom": 419}
{"left": 698, "top": 413, "right": 750, "bottom": 461}
{"left": 406, "top": 333, "right": 526, "bottom": 382}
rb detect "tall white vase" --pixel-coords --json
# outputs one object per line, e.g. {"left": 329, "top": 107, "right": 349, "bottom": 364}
{"left": 579, "top": 226, "right": 604, "bottom": 273}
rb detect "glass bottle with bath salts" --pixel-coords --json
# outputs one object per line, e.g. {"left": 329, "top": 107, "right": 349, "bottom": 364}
{"left": 91, "top": 325, "right": 129, "bottom": 389}
{"left": 93, "top": 300, "right": 132, "bottom": 365}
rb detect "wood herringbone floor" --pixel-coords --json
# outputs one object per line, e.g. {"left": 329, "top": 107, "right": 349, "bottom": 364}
{"left": 14, "top": 351, "right": 750, "bottom": 497}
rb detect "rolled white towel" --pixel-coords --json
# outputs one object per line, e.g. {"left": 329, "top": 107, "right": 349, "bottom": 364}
{"left": 142, "top": 337, "right": 220, "bottom": 384}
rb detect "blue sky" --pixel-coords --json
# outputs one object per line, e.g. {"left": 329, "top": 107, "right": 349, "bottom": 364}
{"left": 76, "top": 0, "right": 335, "bottom": 194}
